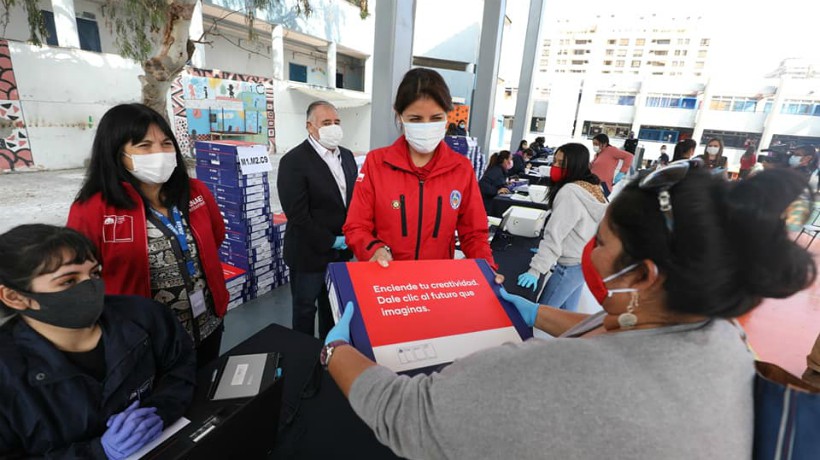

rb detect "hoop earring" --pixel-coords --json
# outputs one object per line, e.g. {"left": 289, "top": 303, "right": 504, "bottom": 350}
{"left": 618, "top": 292, "right": 639, "bottom": 328}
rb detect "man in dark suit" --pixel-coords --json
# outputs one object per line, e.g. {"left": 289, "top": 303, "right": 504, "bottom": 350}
{"left": 277, "top": 100, "right": 357, "bottom": 339}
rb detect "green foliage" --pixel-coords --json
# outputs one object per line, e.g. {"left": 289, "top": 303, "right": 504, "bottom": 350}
{"left": 100, "top": 0, "right": 167, "bottom": 61}
{"left": 1, "top": 0, "right": 49, "bottom": 45}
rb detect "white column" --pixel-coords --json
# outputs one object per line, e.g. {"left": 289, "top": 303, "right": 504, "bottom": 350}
{"left": 630, "top": 79, "right": 649, "bottom": 137}
{"left": 691, "top": 78, "right": 713, "bottom": 144}
{"left": 760, "top": 77, "right": 790, "bottom": 151}
{"left": 51, "top": 0, "right": 80, "bottom": 49}
{"left": 189, "top": 0, "right": 206, "bottom": 68}
{"left": 271, "top": 25, "right": 285, "bottom": 81}
{"left": 471, "top": 0, "right": 506, "bottom": 156}
{"left": 327, "top": 42, "right": 337, "bottom": 89}
{"left": 510, "top": 0, "right": 547, "bottom": 152}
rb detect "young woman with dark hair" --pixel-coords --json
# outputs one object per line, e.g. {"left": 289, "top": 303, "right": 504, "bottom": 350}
{"left": 515, "top": 139, "right": 528, "bottom": 155}
{"left": 344, "top": 68, "right": 500, "bottom": 279}
{"left": 697, "top": 137, "right": 727, "bottom": 170}
{"left": 68, "top": 103, "right": 228, "bottom": 368}
{"left": 590, "top": 133, "right": 634, "bottom": 194}
{"left": 672, "top": 138, "right": 697, "bottom": 162}
{"left": 479, "top": 150, "right": 513, "bottom": 211}
{"left": 322, "top": 165, "right": 815, "bottom": 460}
{"left": 0, "top": 225, "right": 195, "bottom": 459}
{"left": 739, "top": 145, "right": 757, "bottom": 179}
{"left": 517, "top": 143, "right": 607, "bottom": 313}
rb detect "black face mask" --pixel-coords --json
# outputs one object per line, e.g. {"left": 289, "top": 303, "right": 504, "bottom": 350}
{"left": 19, "top": 279, "right": 105, "bottom": 329}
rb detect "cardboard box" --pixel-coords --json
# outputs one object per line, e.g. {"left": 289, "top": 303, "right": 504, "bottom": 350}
{"left": 325, "top": 259, "right": 531, "bottom": 374}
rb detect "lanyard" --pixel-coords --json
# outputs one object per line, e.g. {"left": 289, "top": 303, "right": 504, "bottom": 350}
{"left": 149, "top": 206, "right": 196, "bottom": 277}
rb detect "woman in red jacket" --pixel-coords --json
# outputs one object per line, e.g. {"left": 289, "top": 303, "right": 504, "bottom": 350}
{"left": 343, "top": 69, "right": 499, "bottom": 276}
{"left": 68, "top": 103, "right": 228, "bottom": 368}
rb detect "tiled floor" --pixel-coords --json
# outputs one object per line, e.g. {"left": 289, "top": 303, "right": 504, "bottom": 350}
{"left": 220, "top": 285, "right": 295, "bottom": 353}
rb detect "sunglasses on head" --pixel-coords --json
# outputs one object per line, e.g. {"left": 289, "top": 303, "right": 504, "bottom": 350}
{"left": 638, "top": 158, "right": 705, "bottom": 233}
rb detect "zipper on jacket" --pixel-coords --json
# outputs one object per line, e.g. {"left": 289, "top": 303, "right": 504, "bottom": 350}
{"left": 400, "top": 195, "right": 408, "bottom": 237}
{"left": 432, "top": 196, "right": 442, "bottom": 238}
{"left": 414, "top": 180, "right": 425, "bottom": 259}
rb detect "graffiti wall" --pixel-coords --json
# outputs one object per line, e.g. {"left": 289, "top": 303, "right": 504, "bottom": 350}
{"left": 447, "top": 103, "right": 470, "bottom": 131}
{"left": 0, "top": 40, "right": 33, "bottom": 171}
{"left": 171, "top": 68, "right": 275, "bottom": 156}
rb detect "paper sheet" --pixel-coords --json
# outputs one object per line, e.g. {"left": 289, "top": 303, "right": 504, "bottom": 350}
{"left": 126, "top": 417, "right": 191, "bottom": 460}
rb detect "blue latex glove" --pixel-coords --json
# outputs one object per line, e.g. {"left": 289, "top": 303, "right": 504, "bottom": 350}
{"left": 101, "top": 401, "right": 164, "bottom": 460}
{"left": 325, "top": 301, "right": 354, "bottom": 345}
{"left": 517, "top": 272, "right": 539, "bottom": 292}
{"left": 614, "top": 172, "right": 625, "bottom": 184}
{"left": 332, "top": 235, "right": 347, "bottom": 250}
{"left": 529, "top": 247, "right": 538, "bottom": 254}
{"left": 499, "top": 287, "right": 538, "bottom": 327}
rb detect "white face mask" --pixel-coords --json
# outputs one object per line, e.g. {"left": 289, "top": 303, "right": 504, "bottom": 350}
{"left": 317, "top": 124, "right": 343, "bottom": 150}
{"left": 789, "top": 155, "right": 803, "bottom": 167}
{"left": 593, "top": 145, "right": 602, "bottom": 154}
{"left": 706, "top": 146, "right": 720, "bottom": 156}
{"left": 125, "top": 152, "right": 177, "bottom": 185}
{"left": 403, "top": 119, "right": 446, "bottom": 154}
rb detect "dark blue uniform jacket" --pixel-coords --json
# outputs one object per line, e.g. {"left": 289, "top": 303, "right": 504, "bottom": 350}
{"left": 0, "top": 295, "right": 196, "bottom": 459}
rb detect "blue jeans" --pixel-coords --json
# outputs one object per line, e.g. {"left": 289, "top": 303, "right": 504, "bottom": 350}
{"left": 537, "top": 263, "right": 584, "bottom": 312}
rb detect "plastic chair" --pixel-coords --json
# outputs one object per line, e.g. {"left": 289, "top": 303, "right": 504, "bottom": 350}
{"left": 796, "top": 204, "right": 820, "bottom": 249}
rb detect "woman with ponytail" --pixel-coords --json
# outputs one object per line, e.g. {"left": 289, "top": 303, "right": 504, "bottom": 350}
{"left": 517, "top": 143, "right": 607, "bottom": 314}
{"left": 322, "top": 161, "right": 816, "bottom": 460}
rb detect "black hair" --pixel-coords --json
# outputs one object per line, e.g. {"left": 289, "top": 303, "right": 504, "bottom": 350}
{"left": 306, "top": 100, "right": 336, "bottom": 120}
{"left": 485, "top": 150, "right": 511, "bottom": 174}
{"left": 608, "top": 168, "right": 816, "bottom": 318}
{"left": 394, "top": 68, "right": 453, "bottom": 116}
{"left": 548, "top": 143, "right": 601, "bottom": 206}
{"left": 446, "top": 123, "right": 458, "bottom": 136}
{"left": 522, "top": 148, "right": 534, "bottom": 158}
{"left": 518, "top": 140, "right": 528, "bottom": 151}
{"left": 75, "top": 103, "right": 190, "bottom": 214}
{"left": 793, "top": 145, "right": 819, "bottom": 171}
{"left": 0, "top": 225, "right": 99, "bottom": 294}
{"left": 672, "top": 139, "right": 697, "bottom": 162}
{"left": 592, "top": 133, "right": 610, "bottom": 146}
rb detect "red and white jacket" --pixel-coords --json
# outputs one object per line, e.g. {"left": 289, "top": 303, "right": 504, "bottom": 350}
{"left": 344, "top": 136, "right": 497, "bottom": 269}
{"left": 67, "top": 180, "right": 229, "bottom": 317}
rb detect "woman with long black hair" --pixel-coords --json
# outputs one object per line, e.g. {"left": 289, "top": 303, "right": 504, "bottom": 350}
{"left": 517, "top": 143, "right": 607, "bottom": 312}
{"left": 478, "top": 150, "right": 513, "bottom": 211}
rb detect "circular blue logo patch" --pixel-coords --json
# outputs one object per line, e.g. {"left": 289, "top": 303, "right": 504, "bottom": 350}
{"left": 450, "top": 190, "right": 462, "bottom": 209}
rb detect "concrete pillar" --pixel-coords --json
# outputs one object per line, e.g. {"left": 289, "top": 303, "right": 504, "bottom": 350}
{"left": 370, "top": 0, "right": 416, "bottom": 150}
{"left": 510, "top": 0, "right": 546, "bottom": 153}
{"left": 327, "top": 42, "right": 337, "bottom": 89}
{"left": 271, "top": 25, "right": 285, "bottom": 81}
{"left": 51, "top": 0, "right": 80, "bottom": 49}
{"left": 760, "top": 77, "right": 790, "bottom": 151}
{"left": 470, "top": 0, "right": 506, "bottom": 156}
{"left": 573, "top": 79, "right": 597, "bottom": 139}
{"left": 691, "top": 78, "right": 713, "bottom": 144}
{"left": 630, "top": 79, "right": 649, "bottom": 137}
{"left": 189, "top": 0, "right": 206, "bottom": 68}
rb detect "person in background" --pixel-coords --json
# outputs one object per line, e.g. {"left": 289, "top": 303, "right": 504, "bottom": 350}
{"left": 0, "top": 225, "right": 195, "bottom": 459}
{"left": 590, "top": 133, "right": 633, "bottom": 195}
{"left": 68, "top": 103, "right": 228, "bottom": 368}
{"left": 517, "top": 143, "right": 606, "bottom": 314}
{"left": 789, "top": 145, "right": 818, "bottom": 180}
{"left": 322, "top": 165, "right": 815, "bottom": 460}
{"left": 515, "top": 140, "right": 529, "bottom": 156}
{"left": 455, "top": 120, "right": 468, "bottom": 136}
{"left": 739, "top": 145, "right": 757, "bottom": 179}
{"left": 658, "top": 145, "right": 670, "bottom": 168}
{"left": 277, "top": 100, "right": 358, "bottom": 340}
{"left": 446, "top": 123, "right": 458, "bottom": 136}
{"left": 507, "top": 148, "right": 533, "bottom": 177}
{"left": 697, "top": 138, "right": 728, "bottom": 170}
{"left": 343, "top": 68, "right": 500, "bottom": 278}
{"left": 672, "top": 139, "right": 697, "bottom": 162}
{"left": 479, "top": 150, "right": 514, "bottom": 212}
{"left": 531, "top": 137, "right": 548, "bottom": 157}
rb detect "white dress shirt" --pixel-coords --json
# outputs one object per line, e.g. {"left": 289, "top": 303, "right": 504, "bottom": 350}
{"left": 308, "top": 134, "right": 347, "bottom": 206}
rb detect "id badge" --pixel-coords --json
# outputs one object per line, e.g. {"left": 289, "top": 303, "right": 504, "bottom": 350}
{"left": 190, "top": 289, "right": 207, "bottom": 318}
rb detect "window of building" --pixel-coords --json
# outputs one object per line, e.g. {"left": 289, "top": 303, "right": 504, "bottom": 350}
{"left": 700, "top": 130, "right": 762, "bottom": 149}
{"left": 582, "top": 121, "right": 633, "bottom": 138}
{"left": 571, "top": 60, "right": 588, "bottom": 65}
{"left": 700, "top": 38, "right": 710, "bottom": 46}
{"left": 709, "top": 96, "right": 759, "bottom": 112}
{"left": 605, "top": 49, "right": 614, "bottom": 56}
{"left": 615, "top": 60, "right": 625, "bottom": 67}
{"left": 633, "top": 50, "right": 644, "bottom": 57}
{"left": 594, "top": 91, "right": 637, "bottom": 105}
{"left": 40, "top": 10, "right": 101, "bottom": 52}
{"left": 603, "top": 60, "right": 613, "bottom": 66}
{"left": 616, "top": 49, "right": 626, "bottom": 57}
{"left": 781, "top": 100, "right": 816, "bottom": 115}
{"left": 697, "top": 50, "right": 707, "bottom": 58}
{"left": 574, "top": 49, "right": 586, "bottom": 55}
{"left": 40, "top": 10, "right": 59, "bottom": 46}
{"left": 652, "top": 39, "right": 671, "bottom": 45}
{"left": 636, "top": 38, "right": 646, "bottom": 46}
{"left": 645, "top": 93, "right": 697, "bottom": 109}
{"left": 653, "top": 50, "right": 669, "bottom": 56}
{"left": 607, "top": 39, "right": 616, "bottom": 45}
{"left": 289, "top": 63, "right": 308, "bottom": 83}
{"left": 638, "top": 126, "right": 693, "bottom": 143}
{"left": 575, "top": 39, "right": 591, "bottom": 45}
{"left": 503, "top": 116, "right": 514, "bottom": 130}
{"left": 695, "top": 61, "right": 704, "bottom": 69}
{"left": 619, "top": 38, "right": 629, "bottom": 46}
{"left": 530, "top": 117, "right": 546, "bottom": 132}
{"left": 631, "top": 60, "right": 641, "bottom": 68}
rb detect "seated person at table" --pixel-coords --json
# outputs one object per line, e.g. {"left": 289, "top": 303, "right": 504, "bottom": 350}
{"left": 322, "top": 166, "right": 815, "bottom": 459}
{"left": 479, "top": 150, "right": 513, "bottom": 212}
{"left": 507, "top": 148, "right": 533, "bottom": 177}
{"left": 0, "top": 225, "right": 196, "bottom": 459}
{"left": 517, "top": 143, "right": 607, "bottom": 314}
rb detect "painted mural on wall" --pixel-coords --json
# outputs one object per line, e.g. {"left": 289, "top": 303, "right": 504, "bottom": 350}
{"left": 447, "top": 104, "right": 471, "bottom": 132}
{"left": 171, "top": 68, "right": 275, "bottom": 157}
{"left": 0, "top": 40, "right": 34, "bottom": 171}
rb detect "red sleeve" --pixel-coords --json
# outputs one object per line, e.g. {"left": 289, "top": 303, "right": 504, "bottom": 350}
{"left": 456, "top": 171, "right": 497, "bottom": 270}
{"left": 200, "top": 183, "right": 225, "bottom": 247}
{"left": 67, "top": 200, "right": 103, "bottom": 252}
{"left": 614, "top": 148, "right": 634, "bottom": 172}
{"left": 343, "top": 156, "right": 383, "bottom": 261}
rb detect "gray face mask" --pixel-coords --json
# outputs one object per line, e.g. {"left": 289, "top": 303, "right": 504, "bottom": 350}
{"left": 19, "top": 279, "right": 105, "bottom": 329}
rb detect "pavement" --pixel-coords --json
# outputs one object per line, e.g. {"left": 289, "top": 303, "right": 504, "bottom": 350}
{"left": 0, "top": 158, "right": 283, "bottom": 234}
